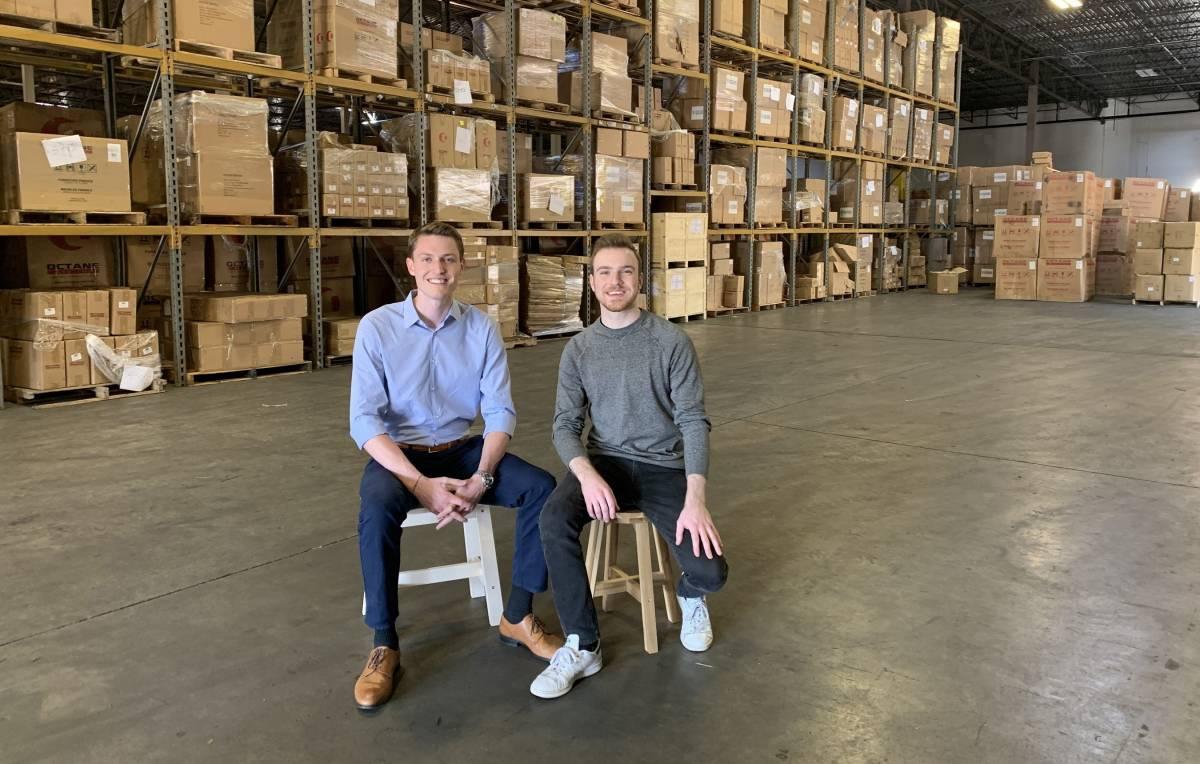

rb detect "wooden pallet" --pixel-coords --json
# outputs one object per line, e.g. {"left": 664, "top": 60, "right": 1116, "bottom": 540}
{"left": 325, "top": 355, "right": 353, "bottom": 367}
{"left": 504, "top": 334, "right": 538, "bottom": 350}
{"left": 0, "top": 12, "right": 118, "bottom": 41}
{"left": 706, "top": 306, "right": 750, "bottom": 316}
{"left": 446, "top": 220, "right": 504, "bottom": 230}
{"left": 711, "top": 31, "right": 747, "bottom": 46}
{"left": 652, "top": 183, "right": 698, "bottom": 190}
{"left": 712, "top": 128, "right": 751, "bottom": 138}
{"left": 760, "top": 43, "right": 791, "bottom": 56}
{"left": 318, "top": 67, "right": 407, "bottom": 88}
{"left": 756, "top": 135, "right": 791, "bottom": 144}
{"left": 594, "top": 221, "right": 647, "bottom": 230}
{"left": 521, "top": 220, "right": 583, "bottom": 230}
{"left": 794, "top": 296, "right": 826, "bottom": 304}
{"left": 754, "top": 302, "right": 787, "bottom": 311}
{"left": 829, "top": 292, "right": 855, "bottom": 300}
{"left": 181, "top": 361, "right": 312, "bottom": 386}
{"left": 753, "top": 222, "right": 789, "bottom": 229}
{"left": 593, "top": 108, "right": 640, "bottom": 124}
{"left": 516, "top": 98, "right": 572, "bottom": 113}
{"left": 425, "top": 83, "right": 496, "bottom": 103}
{"left": 0, "top": 209, "right": 146, "bottom": 225}
{"left": 592, "top": 0, "right": 641, "bottom": 12}
{"left": 862, "top": 151, "right": 886, "bottom": 159}
{"left": 169, "top": 212, "right": 299, "bottom": 227}
{"left": 5, "top": 379, "right": 166, "bottom": 408}
{"left": 174, "top": 39, "right": 281, "bottom": 68}
{"left": 667, "top": 313, "right": 706, "bottom": 323}
{"left": 321, "top": 216, "right": 411, "bottom": 228}
{"left": 654, "top": 58, "right": 702, "bottom": 72}
{"left": 119, "top": 54, "right": 235, "bottom": 82}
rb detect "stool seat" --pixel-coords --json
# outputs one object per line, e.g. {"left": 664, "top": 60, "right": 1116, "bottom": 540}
{"left": 361, "top": 505, "right": 503, "bottom": 627}
{"left": 583, "top": 512, "right": 680, "bottom": 654}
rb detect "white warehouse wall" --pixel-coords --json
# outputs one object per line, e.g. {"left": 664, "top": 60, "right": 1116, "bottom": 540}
{"left": 958, "top": 109, "right": 1200, "bottom": 188}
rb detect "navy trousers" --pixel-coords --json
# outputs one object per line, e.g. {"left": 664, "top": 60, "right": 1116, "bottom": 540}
{"left": 358, "top": 436, "right": 556, "bottom": 631}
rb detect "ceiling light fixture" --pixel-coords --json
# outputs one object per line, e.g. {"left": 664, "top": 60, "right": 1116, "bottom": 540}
{"left": 1050, "top": 0, "right": 1082, "bottom": 9}
{"left": 1136, "top": 68, "right": 1159, "bottom": 77}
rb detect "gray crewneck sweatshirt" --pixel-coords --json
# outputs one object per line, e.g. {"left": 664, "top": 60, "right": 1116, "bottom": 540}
{"left": 553, "top": 310, "right": 711, "bottom": 476}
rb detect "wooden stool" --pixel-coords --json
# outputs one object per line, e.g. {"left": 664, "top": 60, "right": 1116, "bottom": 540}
{"left": 583, "top": 512, "right": 680, "bottom": 654}
{"left": 361, "top": 506, "right": 503, "bottom": 627}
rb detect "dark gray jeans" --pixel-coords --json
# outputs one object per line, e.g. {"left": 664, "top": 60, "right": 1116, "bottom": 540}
{"left": 539, "top": 454, "right": 729, "bottom": 644}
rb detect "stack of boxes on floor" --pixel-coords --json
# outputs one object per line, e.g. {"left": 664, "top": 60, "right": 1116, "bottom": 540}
{"left": 707, "top": 243, "right": 745, "bottom": 310}
{"left": 284, "top": 238, "right": 357, "bottom": 355}
{"left": 0, "top": 288, "right": 159, "bottom": 391}
{"left": 456, "top": 240, "right": 520, "bottom": 340}
{"left": 521, "top": 255, "right": 586, "bottom": 336}
{"left": 650, "top": 213, "right": 707, "bottom": 318}
{"left": 735, "top": 241, "right": 786, "bottom": 308}
{"left": 176, "top": 294, "right": 308, "bottom": 373}
{"left": 1134, "top": 221, "right": 1200, "bottom": 304}
{"left": 269, "top": 0, "right": 399, "bottom": 83}
{"left": 380, "top": 114, "right": 497, "bottom": 224}
{"left": 475, "top": 9, "right": 567, "bottom": 107}
{"left": 276, "top": 132, "right": 410, "bottom": 223}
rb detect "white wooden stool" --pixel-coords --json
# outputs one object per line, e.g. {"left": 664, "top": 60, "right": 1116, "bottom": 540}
{"left": 362, "top": 505, "right": 504, "bottom": 626}
{"left": 584, "top": 512, "right": 680, "bottom": 654}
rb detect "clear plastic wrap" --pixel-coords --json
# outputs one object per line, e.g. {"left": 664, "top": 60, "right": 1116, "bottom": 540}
{"left": 432, "top": 168, "right": 495, "bottom": 223}
{"left": 182, "top": 316, "right": 304, "bottom": 372}
{"left": 521, "top": 174, "right": 576, "bottom": 223}
{"left": 798, "top": 105, "right": 826, "bottom": 144}
{"left": 521, "top": 255, "right": 584, "bottom": 336}
{"left": 654, "top": 0, "right": 700, "bottom": 67}
{"left": 834, "top": 0, "right": 860, "bottom": 72}
{"left": 172, "top": 92, "right": 269, "bottom": 158}
{"left": 563, "top": 31, "right": 630, "bottom": 78}
{"left": 594, "top": 155, "right": 644, "bottom": 191}
{"left": 87, "top": 332, "right": 162, "bottom": 390}
{"left": 473, "top": 9, "right": 566, "bottom": 64}
{"left": 277, "top": 132, "right": 409, "bottom": 221}
{"left": 899, "top": 11, "right": 936, "bottom": 96}
{"left": 888, "top": 99, "right": 912, "bottom": 159}
{"left": 912, "top": 107, "right": 933, "bottom": 162}
{"left": 936, "top": 123, "right": 956, "bottom": 164}
{"left": 562, "top": 71, "right": 633, "bottom": 115}
{"left": 710, "top": 164, "right": 747, "bottom": 224}
{"left": 123, "top": 0, "right": 254, "bottom": 50}
{"left": 268, "top": 0, "right": 398, "bottom": 80}
{"left": 797, "top": 73, "right": 824, "bottom": 109}
{"left": 424, "top": 49, "right": 493, "bottom": 96}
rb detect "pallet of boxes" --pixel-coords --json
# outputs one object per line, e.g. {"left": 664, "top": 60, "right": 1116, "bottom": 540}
{"left": 400, "top": 22, "right": 492, "bottom": 102}
{"left": 1124, "top": 178, "right": 1200, "bottom": 306}
{"left": 712, "top": 146, "right": 787, "bottom": 227}
{"left": 474, "top": 9, "right": 568, "bottom": 110}
{"left": 276, "top": 131, "right": 410, "bottom": 225}
{"left": 734, "top": 240, "right": 786, "bottom": 309}
{"left": 268, "top": 0, "right": 401, "bottom": 83}
{"left": 1, "top": 287, "right": 163, "bottom": 405}
{"left": 521, "top": 254, "right": 587, "bottom": 337}
{"left": 168, "top": 293, "right": 309, "bottom": 383}
{"left": 650, "top": 213, "right": 707, "bottom": 319}
{"left": 707, "top": 242, "right": 748, "bottom": 313}
{"left": 457, "top": 241, "right": 525, "bottom": 346}
{"left": 380, "top": 114, "right": 498, "bottom": 225}
{"left": 1034, "top": 171, "right": 1102, "bottom": 302}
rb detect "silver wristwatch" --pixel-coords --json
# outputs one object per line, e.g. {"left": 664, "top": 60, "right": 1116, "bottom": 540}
{"left": 475, "top": 470, "right": 495, "bottom": 490}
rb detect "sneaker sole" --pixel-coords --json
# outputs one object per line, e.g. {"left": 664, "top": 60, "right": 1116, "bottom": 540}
{"left": 498, "top": 634, "right": 554, "bottom": 662}
{"left": 529, "top": 659, "right": 603, "bottom": 700}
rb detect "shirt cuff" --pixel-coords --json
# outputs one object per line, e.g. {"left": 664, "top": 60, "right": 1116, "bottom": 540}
{"left": 350, "top": 417, "right": 389, "bottom": 450}
{"left": 482, "top": 412, "right": 517, "bottom": 438}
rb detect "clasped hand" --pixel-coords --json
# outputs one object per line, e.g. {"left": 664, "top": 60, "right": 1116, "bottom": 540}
{"left": 413, "top": 474, "right": 486, "bottom": 529}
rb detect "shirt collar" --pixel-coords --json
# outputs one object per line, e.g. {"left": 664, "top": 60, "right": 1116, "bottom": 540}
{"left": 399, "top": 290, "right": 463, "bottom": 329}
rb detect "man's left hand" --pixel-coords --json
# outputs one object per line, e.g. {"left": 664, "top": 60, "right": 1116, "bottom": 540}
{"left": 675, "top": 500, "right": 723, "bottom": 560}
{"left": 452, "top": 474, "right": 488, "bottom": 511}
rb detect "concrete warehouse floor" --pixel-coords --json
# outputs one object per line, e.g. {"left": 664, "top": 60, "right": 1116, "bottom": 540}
{"left": 3, "top": 289, "right": 1199, "bottom": 763}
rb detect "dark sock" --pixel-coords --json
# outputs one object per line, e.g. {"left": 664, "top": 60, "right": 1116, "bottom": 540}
{"left": 579, "top": 640, "right": 599, "bottom": 653}
{"left": 503, "top": 587, "right": 534, "bottom": 623}
{"left": 373, "top": 627, "right": 399, "bottom": 650}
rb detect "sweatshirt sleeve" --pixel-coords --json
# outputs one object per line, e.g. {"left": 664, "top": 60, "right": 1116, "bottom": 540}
{"left": 552, "top": 339, "right": 590, "bottom": 468}
{"left": 668, "top": 333, "right": 711, "bottom": 477}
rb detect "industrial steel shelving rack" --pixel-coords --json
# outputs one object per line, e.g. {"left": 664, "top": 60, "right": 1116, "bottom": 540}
{"left": 0, "top": 0, "right": 959, "bottom": 387}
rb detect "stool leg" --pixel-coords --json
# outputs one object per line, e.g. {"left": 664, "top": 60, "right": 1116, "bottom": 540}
{"left": 653, "top": 530, "right": 681, "bottom": 624}
{"left": 473, "top": 507, "right": 504, "bottom": 627}
{"left": 362, "top": 592, "right": 367, "bottom": 617}
{"left": 585, "top": 520, "right": 602, "bottom": 595}
{"left": 600, "top": 522, "right": 618, "bottom": 612}
{"left": 634, "top": 521, "right": 658, "bottom": 654}
{"left": 464, "top": 513, "right": 484, "bottom": 599}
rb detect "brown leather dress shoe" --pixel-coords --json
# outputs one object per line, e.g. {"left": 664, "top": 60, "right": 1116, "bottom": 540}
{"left": 354, "top": 646, "right": 402, "bottom": 710}
{"left": 498, "top": 615, "right": 565, "bottom": 662}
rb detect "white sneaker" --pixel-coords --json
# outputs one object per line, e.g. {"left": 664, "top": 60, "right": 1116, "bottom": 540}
{"left": 677, "top": 595, "right": 713, "bottom": 652}
{"left": 529, "top": 634, "right": 603, "bottom": 699}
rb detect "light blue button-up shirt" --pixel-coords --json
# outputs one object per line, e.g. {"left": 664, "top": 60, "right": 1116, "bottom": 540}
{"left": 349, "top": 292, "right": 517, "bottom": 449}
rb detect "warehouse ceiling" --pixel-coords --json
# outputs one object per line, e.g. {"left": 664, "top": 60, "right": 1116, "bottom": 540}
{"left": 875, "top": 0, "right": 1200, "bottom": 116}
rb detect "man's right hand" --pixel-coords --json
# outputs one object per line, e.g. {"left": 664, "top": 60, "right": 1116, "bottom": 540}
{"left": 411, "top": 475, "right": 471, "bottom": 528}
{"left": 579, "top": 472, "right": 619, "bottom": 522}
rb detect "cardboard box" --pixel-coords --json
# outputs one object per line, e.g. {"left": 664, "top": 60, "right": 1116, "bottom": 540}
{"left": 1133, "top": 248, "right": 1164, "bottom": 275}
{"left": 562, "top": 71, "right": 633, "bottom": 115}
{"left": 1, "top": 133, "right": 131, "bottom": 213}
{"left": 0, "top": 237, "right": 114, "bottom": 290}
{"left": 210, "top": 236, "right": 278, "bottom": 292}
{"left": 124, "top": 235, "right": 205, "bottom": 295}
{"left": 3, "top": 338, "right": 66, "bottom": 390}
{"left": 596, "top": 128, "right": 623, "bottom": 156}
{"left": 972, "top": 184, "right": 1013, "bottom": 227}
{"left": 109, "top": 288, "right": 136, "bottom": 335}
{"left": 1165, "top": 188, "right": 1192, "bottom": 222}
{"left": 651, "top": 268, "right": 687, "bottom": 317}
{"left": 888, "top": 99, "right": 912, "bottom": 159}
{"left": 972, "top": 261, "right": 996, "bottom": 285}
{"left": 1163, "top": 222, "right": 1200, "bottom": 249}
{"left": 1009, "top": 180, "right": 1044, "bottom": 216}
{"left": 929, "top": 269, "right": 964, "bottom": 294}
{"left": 1123, "top": 178, "right": 1169, "bottom": 220}
{"left": 0, "top": 103, "right": 106, "bottom": 140}
{"left": 177, "top": 153, "right": 273, "bottom": 217}
{"left": 182, "top": 293, "right": 308, "bottom": 323}
{"left": 975, "top": 227, "right": 995, "bottom": 262}
{"left": 522, "top": 174, "right": 574, "bottom": 223}
{"left": 1098, "top": 215, "right": 1135, "bottom": 254}
{"left": 995, "top": 257, "right": 1039, "bottom": 301}
{"left": 1135, "top": 274, "right": 1164, "bottom": 301}
{"left": 1135, "top": 221, "right": 1164, "bottom": 249}
{"left": 1044, "top": 171, "right": 1101, "bottom": 217}
{"left": 1095, "top": 254, "right": 1132, "bottom": 296}
{"left": 431, "top": 168, "right": 492, "bottom": 222}
{"left": 499, "top": 132, "right": 534, "bottom": 175}
{"left": 124, "top": 0, "right": 254, "bottom": 50}
{"left": 710, "top": 164, "right": 747, "bottom": 225}
{"left": 831, "top": 97, "right": 859, "bottom": 150}
{"left": 796, "top": 0, "right": 826, "bottom": 62}
{"left": 1039, "top": 215, "right": 1093, "bottom": 259}
{"left": 1036, "top": 257, "right": 1095, "bottom": 302}
{"left": 1163, "top": 248, "right": 1200, "bottom": 275}
{"left": 295, "top": 276, "right": 355, "bottom": 317}
{"left": 268, "top": 0, "right": 398, "bottom": 81}
{"left": 1164, "top": 274, "right": 1200, "bottom": 303}
{"left": 994, "top": 215, "right": 1040, "bottom": 258}
{"left": 713, "top": 0, "right": 743, "bottom": 38}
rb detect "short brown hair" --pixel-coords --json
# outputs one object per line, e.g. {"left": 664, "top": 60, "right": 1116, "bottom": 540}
{"left": 409, "top": 221, "right": 464, "bottom": 257}
{"left": 590, "top": 234, "right": 640, "bottom": 268}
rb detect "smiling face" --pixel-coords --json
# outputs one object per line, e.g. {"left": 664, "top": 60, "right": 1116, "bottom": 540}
{"left": 406, "top": 234, "right": 462, "bottom": 301}
{"left": 590, "top": 246, "right": 641, "bottom": 313}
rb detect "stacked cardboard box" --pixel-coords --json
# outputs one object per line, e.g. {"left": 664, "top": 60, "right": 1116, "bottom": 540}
{"left": 1123, "top": 178, "right": 1169, "bottom": 220}
{"left": 711, "top": 147, "right": 784, "bottom": 225}
{"left": 755, "top": 0, "right": 790, "bottom": 51}
{"left": 935, "top": 123, "right": 955, "bottom": 165}
{"left": 668, "top": 77, "right": 707, "bottom": 131}
{"left": 878, "top": 10, "right": 907, "bottom": 86}
{"left": 861, "top": 102, "right": 888, "bottom": 154}
{"left": 0, "top": 131, "right": 131, "bottom": 214}
{"left": 863, "top": 10, "right": 885, "bottom": 83}
{"left": 713, "top": 0, "right": 743, "bottom": 40}
{"left": 993, "top": 214, "right": 1039, "bottom": 300}
{"left": 124, "top": 236, "right": 206, "bottom": 297}
{"left": 475, "top": 9, "right": 567, "bottom": 105}
{"left": 1, "top": 236, "right": 112, "bottom": 290}
{"left": 911, "top": 106, "right": 933, "bottom": 162}
{"left": 269, "top": 0, "right": 399, "bottom": 81}
{"left": 317, "top": 318, "right": 359, "bottom": 358}
{"left": 796, "top": 0, "right": 826, "bottom": 63}
{"left": 706, "top": 242, "right": 746, "bottom": 309}
{"left": 651, "top": 266, "right": 706, "bottom": 317}
{"left": 712, "top": 67, "right": 748, "bottom": 132}
{"left": 176, "top": 293, "right": 307, "bottom": 372}
{"left": 882, "top": 244, "right": 903, "bottom": 290}
{"left": 651, "top": 130, "right": 696, "bottom": 186}
{"left": 1161, "top": 223, "right": 1200, "bottom": 303}
{"left": 651, "top": 213, "right": 707, "bottom": 268}
{"left": 753, "top": 77, "right": 793, "bottom": 139}
{"left": 422, "top": 49, "right": 492, "bottom": 99}
{"left": 907, "top": 253, "right": 927, "bottom": 287}
{"left": 831, "top": 97, "right": 858, "bottom": 150}
{"left": 281, "top": 237, "right": 354, "bottom": 316}
{"left": 832, "top": 0, "right": 859, "bottom": 72}
{"left": 796, "top": 74, "right": 826, "bottom": 144}
{"left": 381, "top": 114, "right": 496, "bottom": 223}
{"left": 734, "top": 241, "right": 785, "bottom": 308}
{"left": 832, "top": 161, "right": 884, "bottom": 225}
{"left": 972, "top": 227, "right": 996, "bottom": 284}
{"left": 593, "top": 128, "right": 646, "bottom": 224}
{"left": 649, "top": 0, "right": 699, "bottom": 68}
{"left": 1095, "top": 210, "right": 1135, "bottom": 296}
{"left": 562, "top": 32, "right": 633, "bottom": 115}
{"left": 124, "top": 0, "right": 252, "bottom": 49}
{"left": 277, "top": 132, "right": 409, "bottom": 222}
{"left": 790, "top": 178, "right": 827, "bottom": 225}
{"left": 899, "top": 11, "right": 957, "bottom": 99}
{"left": 710, "top": 165, "right": 748, "bottom": 225}
{"left": 888, "top": 99, "right": 912, "bottom": 159}
{"left": 457, "top": 244, "right": 520, "bottom": 338}
{"left": 936, "top": 19, "right": 961, "bottom": 104}
{"left": 521, "top": 254, "right": 585, "bottom": 335}
{"left": 0, "top": 287, "right": 158, "bottom": 390}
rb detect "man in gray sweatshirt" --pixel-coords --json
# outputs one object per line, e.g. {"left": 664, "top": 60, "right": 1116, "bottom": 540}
{"left": 530, "top": 234, "right": 729, "bottom": 699}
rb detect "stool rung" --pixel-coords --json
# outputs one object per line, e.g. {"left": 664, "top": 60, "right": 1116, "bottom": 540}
{"left": 396, "top": 561, "right": 481, "bottom": 586}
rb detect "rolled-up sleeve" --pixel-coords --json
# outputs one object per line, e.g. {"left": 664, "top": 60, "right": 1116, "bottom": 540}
{"left": 478, "top": 318, "right": 517, "bottom": 437}
{"left": 349, "top": 318, "right": 391, "bottom": 449}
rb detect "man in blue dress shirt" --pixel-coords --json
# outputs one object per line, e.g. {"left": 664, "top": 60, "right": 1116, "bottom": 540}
{"left": 349, "top": 221, "right": 561, "bottom": 710}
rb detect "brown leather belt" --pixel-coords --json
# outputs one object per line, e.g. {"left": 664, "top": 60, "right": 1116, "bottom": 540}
{"left": 399, "top": 437, "right": 470, "bottom": 454}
